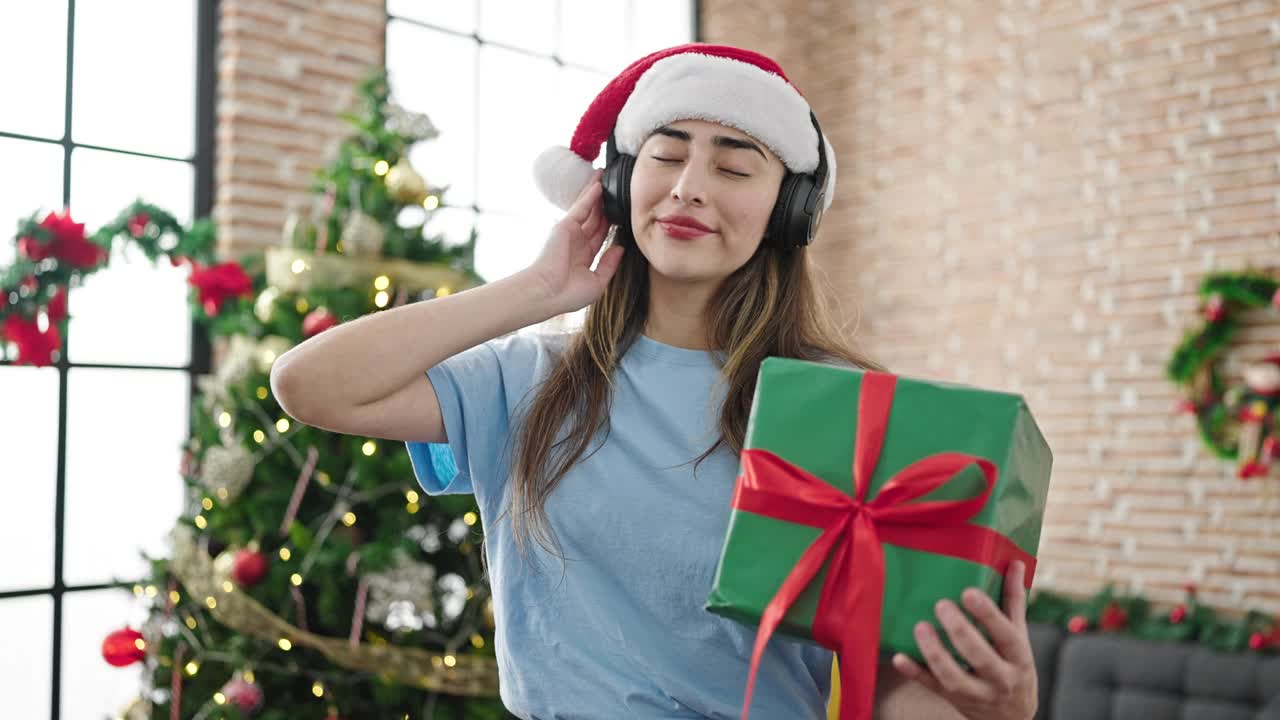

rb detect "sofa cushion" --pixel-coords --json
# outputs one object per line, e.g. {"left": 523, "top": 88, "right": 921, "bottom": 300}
{"left": 1046, "top": 631, "right": 1280, "bottom": 720}
{"left": 1029, "top": 622, "right": 1065, "bottom": 720}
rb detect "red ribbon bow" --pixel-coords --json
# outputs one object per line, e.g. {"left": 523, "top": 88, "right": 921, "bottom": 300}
{"left": 732, "top": 371, "right": 1036, "bottom": 720}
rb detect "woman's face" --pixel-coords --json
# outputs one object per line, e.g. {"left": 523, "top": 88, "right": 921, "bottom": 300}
{"left": 628, "top": 119, "right": 786, "bottom": 287}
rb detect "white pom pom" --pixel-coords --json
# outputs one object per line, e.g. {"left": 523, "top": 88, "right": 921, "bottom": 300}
{"left": 533, "top": 146, "right": 597, "bottom": 211}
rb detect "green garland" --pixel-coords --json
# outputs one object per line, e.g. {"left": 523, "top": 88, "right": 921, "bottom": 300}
{"left": 1027, "top": 584, "right": 1278, "bottom": 653}
{"left": 1165, "top": 269, "right": 1280, "bottom": 467}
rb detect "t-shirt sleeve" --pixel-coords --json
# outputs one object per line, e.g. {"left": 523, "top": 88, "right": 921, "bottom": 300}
{"left": 405, "top": 331, "right": 549, "bottom": 497}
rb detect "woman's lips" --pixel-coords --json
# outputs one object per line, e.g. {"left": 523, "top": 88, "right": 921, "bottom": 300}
{"left": 657, "top": 221, "right": 713, "bottom": 240}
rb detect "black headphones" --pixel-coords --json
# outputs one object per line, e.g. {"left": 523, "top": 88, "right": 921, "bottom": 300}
{"left": 601, "top": 111, "right": 829, "bottom": 250}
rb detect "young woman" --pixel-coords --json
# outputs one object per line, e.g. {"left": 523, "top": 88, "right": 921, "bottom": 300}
{"left": 272, "top": 43, "right": 1038, "bottom": 720}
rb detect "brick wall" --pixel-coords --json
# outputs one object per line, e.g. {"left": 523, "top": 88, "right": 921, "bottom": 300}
{"left": 216, "top": 0, "right": 385, "bottom": 255}
{"left": 702, "top": 0, "right": 1280, "bottom": 612}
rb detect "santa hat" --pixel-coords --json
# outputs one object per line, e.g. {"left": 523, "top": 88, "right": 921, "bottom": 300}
{"left": 533, "top": 43, "right": 837, "bottom": 212}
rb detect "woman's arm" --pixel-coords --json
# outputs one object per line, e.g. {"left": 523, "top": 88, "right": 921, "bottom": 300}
{"left": 874, "top": 663, "right": 964, "bottom": 720}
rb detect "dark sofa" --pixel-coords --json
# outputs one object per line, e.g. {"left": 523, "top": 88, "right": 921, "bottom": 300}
{"left": 1028, "top": 622, "right": 1280, "bottom": 720}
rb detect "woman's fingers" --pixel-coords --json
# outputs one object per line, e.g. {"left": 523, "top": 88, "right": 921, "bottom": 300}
{"left": 914, "top": 621, "right": 994, "bottom": 702}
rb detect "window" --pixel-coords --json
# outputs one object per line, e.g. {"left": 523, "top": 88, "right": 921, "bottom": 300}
{"left": 385, "top": 0, "right": 698, "bottom": 329}
{"left": 0, "top": 1, "right": 216, "bottom": 718}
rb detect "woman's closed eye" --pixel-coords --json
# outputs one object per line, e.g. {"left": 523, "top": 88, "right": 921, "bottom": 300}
{"left": 649, "top": 156, "right": 751, "bottom": 178}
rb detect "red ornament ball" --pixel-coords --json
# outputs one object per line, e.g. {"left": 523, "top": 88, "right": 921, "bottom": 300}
{"left": 1249, "top": 632, "right": 1267, "bottom": 651}
{"left": 1100, "top": 602, "right": 1128, "bottom": 631}
{"left": 102, "top": 627, "right": 147, "bottom": 667}
{"left": 1067, "top": 615, "right": 1090, "bottom": 633}
{"left": 222, "top": 676, "right": 264, "bottom": 714}
{"left": 1169, "top": 604, "right": 1187, "bottom": 624}
{"left": 231, "top": 549, "right": 270, "bottom": 587}
{"left": 302, "top": 307, "right": 339, "bottom": 338}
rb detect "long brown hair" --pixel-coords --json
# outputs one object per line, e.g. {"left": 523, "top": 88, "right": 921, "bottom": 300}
{"left": 505, "top": 221, "right": 883, "bottom": 557}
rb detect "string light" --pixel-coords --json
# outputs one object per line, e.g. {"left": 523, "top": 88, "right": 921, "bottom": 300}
{"left": 374, "top": 160, "right": 390, "bottom": 175}
{"left": 463, "top": 512, "right": 477, "bottom": 526}
{"left": 217, "top": 487, "right": 229, "bottom": 501}
{"left": 374, "top": 275, "right": 391, "bottom": 291}
{"left": 276, "top": 418, "right": 291, "bottom": 433}
{"left": 443, "top": 655, "right": 456, "bottom": 668}
{"left": 436, "top": 287, "right": 452, "bottom": 298}
{"left": 194, "top": 515, "right": 207, "bottom": 529}
{"left": 206, "top": 596, "right": 217, "bottom": 609}
{"left": 317, "top": 471, "right": 332, "bottom": 487}
{"left": 405, "top": 490, "right": 419, "bottom": 503}
{"left": 290, "top": 573, "right": 303, "bottom": 586}
{"left": 184, "top": 660, "right": 200, "bottom": 676}
{"left": 279, "top": 547, "right": 291, "bottom": 561}
{"left": 375, "top": 290, "right": 390, "bottom": 308}
{"left": 312, "top": 680, "right": 325, "bottom": 697}
{"left": 362, "top": 440, "right": 377, "bottom": 456}
{"left": 132, "top": 584, "right": 143, "bottom": 597}
{"left": 295, "top": 297, "right": 309, "bottom": 313}
{"left": 253, "top": 430, "right": 266, "bottom": 444}
{"left": 213, "top": 692, "right": 226, "bottom": 705}
{"left": 184, "top": 616, "right": 197, "bottom": 630}
{"left": 406, "top": 501, "right": 420, "bottom": 514}
{"left": 222, "top": 581, "right": 234, "bottom": 593}
{"left": 134, "top": 638, "right": 147, "bottom": 651}
{"left": 424, "top": 195, "right": 440, "bottom": 210}
{"left": 278, "top": 638, "right": 293, "bottom": 651}
{"left": 169, "top": 590, "right": 181, "bottom": 604}
{"left": 243, "top": 670, "right": 255, "bottom": 683}
{"left": 256, "top": 386, "right": 269, "bottom": 400}
{"left": 201, "top": 497, "right": 213, "bottom": 511}
{"left": 470, "top": 634, "right": 485, "bottom": 649}
{"left": 291, "top": 259, "right": 308, "bottom": 274}
{"left": 342, "top": 512, "right": 357, "bottom": 527}
{"left": 218, "top": 412, "right": 232, "bottom": 427}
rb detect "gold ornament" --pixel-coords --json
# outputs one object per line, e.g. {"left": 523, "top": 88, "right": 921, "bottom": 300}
{"left": 339, "top": 211, "right": 386, "bottom": 257}
{"left": 254, "top": 287, "right": 280, "bottom": 324}
{"left": 198, "top": 444, "right": 255, "bottom": 502}
{"left": 385, "top": 158, "right": 429, "bottom": 205}
{"left": 167, "top": 526, "right": 499, "bottom": 697}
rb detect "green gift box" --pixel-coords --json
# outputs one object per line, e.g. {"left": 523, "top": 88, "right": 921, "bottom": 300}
{"left": 707, "top": 357, "right": 1053, "bottom": 671}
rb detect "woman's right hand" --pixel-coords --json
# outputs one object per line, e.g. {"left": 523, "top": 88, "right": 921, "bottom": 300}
{"left": 528, "top": 169, "right": 625, "bottom": 315}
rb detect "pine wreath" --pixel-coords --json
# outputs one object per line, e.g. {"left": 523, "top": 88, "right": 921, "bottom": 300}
{"left": 1166, "top": 269, "right": 1280, "bottom": 478}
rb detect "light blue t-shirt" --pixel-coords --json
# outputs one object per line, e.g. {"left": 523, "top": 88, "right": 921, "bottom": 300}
{"left": 405, "top": 330, "right": 833, "bottom": 719}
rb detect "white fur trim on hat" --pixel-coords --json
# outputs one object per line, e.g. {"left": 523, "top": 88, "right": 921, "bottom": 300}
{"left": 615, "top": 53, "right": 821, "bottom": 176}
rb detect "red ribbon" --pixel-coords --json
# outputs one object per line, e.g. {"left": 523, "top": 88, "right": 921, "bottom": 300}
{"left": 733, "top": 372, "right": 1036, "bottom": 720}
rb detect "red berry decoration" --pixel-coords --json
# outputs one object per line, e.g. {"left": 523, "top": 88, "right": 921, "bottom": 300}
{"left": 127, "top": 212, "right": 150, "bottom": 238}
{"left": 102, "top": 627, "right": 147, "bottom": 667}
{"left": 1169, "top": 604, "right": 1187, "bottom": 624}
{"left": 231, "top": 549, "right": 270, "bottom": 588}
{"left": 1204, "top": 293, "right": 1226, "bottom": 322}
{"left": 302, "top": 307, "right": 339, "bottom": 338}
{"left": 1099, "top": 602, "right": 1128, "bottom": 631}
{"left": 1249, "top": 632, "right": 1267, "bottom": 651}
{"left": 1067, "top": 615, "right": 1090, "bottom": 633}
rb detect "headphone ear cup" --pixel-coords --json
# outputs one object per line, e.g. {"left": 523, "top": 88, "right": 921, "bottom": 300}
{"left": 767, "top": 174, "right": 802, "bottom": 249}
{"left": 602, "top": 153, "right": 634, "bottom": 227}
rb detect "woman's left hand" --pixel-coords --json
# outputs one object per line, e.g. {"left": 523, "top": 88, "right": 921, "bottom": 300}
{"left": 889, "top": 560, "right": 1038, "bottom": 720}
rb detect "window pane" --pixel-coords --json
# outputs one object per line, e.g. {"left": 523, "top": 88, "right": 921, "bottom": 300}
{"left": 559, "top": 0, "right": 630, "bottom": 73}
{"left": 62, "top": 588, "right": 147, "bottom": 719}
{"left": 553, "top": 67, "right": 610, "bottom": 171}
{"left": 388, "top": 20, "right": 477, "bottom": 208}
{"left": 479, "top": 0, "right": 555, "bottom": 55}
{"left": 72, "top": 0, "right": 196, "bottom": 157}
{"left": 0, "top": 2, "right": 68, "bottom": 139}
{"left": 630, "top": 0, "right": 694, "bottom": 57}
{"left": 476, "top": 46, "right": 558, "bottom": 215}
{"left": 387, "top": 0, "right": 476, "bottom": 34}
{"left": 0, "top": 367, "right": 59, "bottom": 592}
{"left": 425, "top": 205, "right": 476, "bottom": 248}
{"left": 0, "top": 138, "right": 64, "bottom": 268}
{"left": 0, "top": 595, "right": 53, "bottom": 720}
{"left": 67, "top": 147, "right": 193, "bottom": 367}
{"left": 475, "top": 211, "right": 554, "bottom": 283}
{"left": 63, "top": 367, "right": 187, "bottom": 586}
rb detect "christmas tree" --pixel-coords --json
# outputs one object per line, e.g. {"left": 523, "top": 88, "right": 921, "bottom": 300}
{"left": 89, "top": 71, "right": 510, "bottom": 719}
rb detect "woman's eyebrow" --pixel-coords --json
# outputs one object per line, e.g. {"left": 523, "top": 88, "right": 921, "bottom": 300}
{"left": 650, "top": 126, "right": 768, "bottom": 160}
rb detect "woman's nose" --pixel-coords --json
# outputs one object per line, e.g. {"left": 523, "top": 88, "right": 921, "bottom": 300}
{"left": 670, "top": 162, "right": 709, "bottom": 206}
